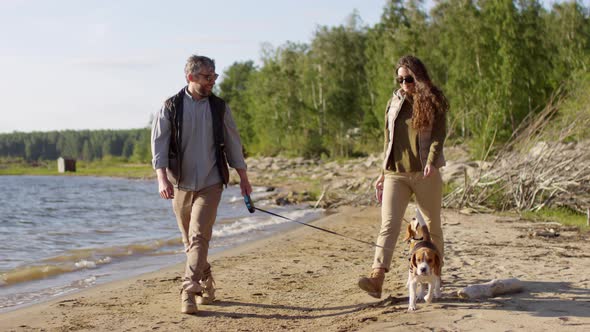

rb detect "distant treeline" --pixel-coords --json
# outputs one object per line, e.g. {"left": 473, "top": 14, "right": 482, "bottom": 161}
{"left": 2, "top": 1, "right": 589, "bottom": 162}
{"left": 217, "top": 0, "right": 590, "bottom": 158}
{"left": 0, "top": 129, "right": 151, "bottom": 162}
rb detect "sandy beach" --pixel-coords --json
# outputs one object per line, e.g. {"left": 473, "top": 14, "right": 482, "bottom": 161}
{"left": 1, "top": 204, "right": 589, "bottom": 331}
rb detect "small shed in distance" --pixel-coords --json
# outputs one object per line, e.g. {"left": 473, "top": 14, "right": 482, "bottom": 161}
{"left": 57, "top": 157, "right": 76, "bottom": 173}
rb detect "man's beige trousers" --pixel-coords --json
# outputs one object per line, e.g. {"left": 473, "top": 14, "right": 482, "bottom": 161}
{"left": 173, "top": 183, "right": 223, "bottom": 293}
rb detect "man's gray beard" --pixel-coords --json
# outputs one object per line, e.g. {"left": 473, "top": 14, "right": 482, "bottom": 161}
{"left": 197, "top": 89, "right": 211, "bottom": 97}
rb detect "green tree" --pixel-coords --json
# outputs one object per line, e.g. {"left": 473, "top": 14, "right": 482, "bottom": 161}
{"left": 307, "top": 11, "right": 369, "bottom": 156}
{"left": 131, "top": 129, "right": 151, "bottom": 163}
{"left": 244, "top": 42, "right": 309, "bottom": 156}
{"left": 364, "top": 0, "right": 416, "bottom": 139}
{"left": 545, "top": 1, "right": 590, "bottom": 88}
{"left": 81, "top": 140, "right": 92, "bottom": 161}
{"left": 218, "top": 61, "right": 257, "bottom": 150}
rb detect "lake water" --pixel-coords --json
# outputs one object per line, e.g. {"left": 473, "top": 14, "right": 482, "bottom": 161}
{"left": 0, "top": 176, "right": 322, "bottom": 312}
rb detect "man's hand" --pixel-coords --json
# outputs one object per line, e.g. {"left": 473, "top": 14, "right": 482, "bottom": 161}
{"left": 423, "top": 164, "right": 438, "bottom": 178}
{"left": 156, "top": 168, "right": 174, "bottom": 199}
{"left": 236, "top": 168, "right": 252, "bottom": 196}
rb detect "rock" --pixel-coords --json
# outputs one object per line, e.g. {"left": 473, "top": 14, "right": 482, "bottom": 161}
{"left": 529, "top": 141, "right": 549, "bottom": 158}
{"left": 530, "top": 229, "right": 560, "bottom": 238}
{"left": 364, "top": 159, "right": 376, "bottom": 168}
{"left": 324, "top": 172, "right": 339, "bottom": 179}
{"left": 293, "top": 157, "right": 305, "bottom": 165}
{"left": 441, "top": 161, "right": 480, "bottom": 184}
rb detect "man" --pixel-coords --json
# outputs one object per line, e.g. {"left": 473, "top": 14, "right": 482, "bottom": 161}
{"left": 151, "top": 54, "right": 252, "bottom": 314}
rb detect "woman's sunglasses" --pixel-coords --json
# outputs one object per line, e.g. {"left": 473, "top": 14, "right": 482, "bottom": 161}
{"left": 397, "top": 76, "right": 415, "bottom": 84}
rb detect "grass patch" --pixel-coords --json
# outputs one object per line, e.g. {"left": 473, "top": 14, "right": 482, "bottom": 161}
{"left": 521, "top": 207, "right": 588, "bottom": 231}
{"left": 75, "top": 160, "right": 153, "bottom": 178}
{"left": 0, "top": 159, "right": 154, "bottom": 179}
{"left": 263, "top": 174, "right": 323, "bottom": 198}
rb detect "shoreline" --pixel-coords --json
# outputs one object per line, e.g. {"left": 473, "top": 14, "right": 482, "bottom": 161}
{"left": 0, "top": 206, "right": 344, "bottom": 330}
{"left": 2, "top": 205, "right": 589, "bottom": 331}
{"left": 0, "top": 180, "right": 324, "bottom": 314}
{"left": 0, "top": 215, "right": 306, "bottom": 314}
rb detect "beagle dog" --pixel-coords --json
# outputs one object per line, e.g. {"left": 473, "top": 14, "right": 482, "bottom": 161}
{"left": 404, "top": 209, "right": 442, "bottom": 311}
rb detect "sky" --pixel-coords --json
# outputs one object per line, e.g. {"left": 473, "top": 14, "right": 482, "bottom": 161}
{"left": 0, "top": 0, "right": 579, "bottom": 133}
{"left": 0, "top": 0, "right": 388, "bottom": 133}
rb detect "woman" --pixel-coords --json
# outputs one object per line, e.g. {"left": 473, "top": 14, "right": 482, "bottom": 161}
{"left": 358, "top": 55, "right": 449, "bottom": 298}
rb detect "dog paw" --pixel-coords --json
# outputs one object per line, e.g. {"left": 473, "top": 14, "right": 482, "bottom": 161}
{"left": 424, "top": 293, "right": 434, "bottom": 303}
{"left": 417, "top": 290, "right": 426, "bottom": 300}
{"left": 434, "top": 290, "right": 442, "bottom": 299}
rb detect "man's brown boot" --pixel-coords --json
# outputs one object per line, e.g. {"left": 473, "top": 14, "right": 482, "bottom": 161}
{"left": 196, "top": 274, "right": 216, "bottom": 305}
{"left": 180, "top": 289, "right": 197, "bottom": 314}
{"left": 358, "top": 269, "right": 385, "bottom": 298}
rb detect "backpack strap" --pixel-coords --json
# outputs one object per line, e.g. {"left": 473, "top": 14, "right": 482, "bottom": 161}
{"left": 164, "top": 87, "right": 186, "bottom": 184}
{"left": 209, "top": 94, "right": 230, "bottom": 185}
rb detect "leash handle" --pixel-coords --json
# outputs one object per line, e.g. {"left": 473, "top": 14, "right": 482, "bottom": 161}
{"left": 244, "top": 194, "right": 255, "bottom": 213}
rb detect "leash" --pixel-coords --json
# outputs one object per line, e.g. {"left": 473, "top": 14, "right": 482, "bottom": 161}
{"left": 244, "top": 195, "right": 395, "bottom": 252}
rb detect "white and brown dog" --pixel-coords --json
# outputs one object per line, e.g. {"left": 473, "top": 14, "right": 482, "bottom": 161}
{"left": 404, "top": 209, "right": 442, "bottom": 311}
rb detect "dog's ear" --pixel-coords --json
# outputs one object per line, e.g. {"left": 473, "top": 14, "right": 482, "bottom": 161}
{"left": 410, "top": 253, "right": 417, "bottom": 270}
{"left": 403, "top": 224, "right": 415, "bottom": 243}
{"left": 433, "top": 253, "right": 442, "bottom": 276}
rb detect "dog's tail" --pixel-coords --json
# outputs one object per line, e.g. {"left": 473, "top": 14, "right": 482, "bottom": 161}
{"left": 415, "top": 208, "right": 432, "bottom": 243}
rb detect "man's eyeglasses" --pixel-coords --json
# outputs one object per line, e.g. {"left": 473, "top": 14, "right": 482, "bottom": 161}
{"left": 197, "top": 73, "right": 219, "bottom": 82}
{"left": 397, "top": 76, "right": 415, "bottom": 84}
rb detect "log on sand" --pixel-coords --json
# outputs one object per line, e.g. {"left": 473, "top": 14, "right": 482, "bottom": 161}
{"left": 458, "top": 278, "right": 524, "bottom": 299}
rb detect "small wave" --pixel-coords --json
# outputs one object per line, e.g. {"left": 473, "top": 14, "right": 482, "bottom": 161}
{"left": 94, "top": 229, "right": 115, "bottom": 234}
{"left": 47, "top": 231, "right": 76, "bottom": 236}
{"left": 74, "top": 260, "right": 96, "bottom": 269}
{"left": 212, "top": 216, "right": 284, "bottom": 238}
{"left": 148, "top": 250, "right": 183, "bottom": 256}
{"left": 16, "top": 220, "right": 35, "bottom": 225}
{"left": 279, "top": 209, "right": 319, "bottom": 221}
{"left": 41, "top": 238, "right": 182, "bottom": 264}
{"left": 73, "top": 276, "right": 96, "bottom": 287}
{"left": 1, "top": 264, "right": 78, "bottom": 286}
{"left": 213, "top": 208, "right": 322, "bottom": 238}
{"left": 1, "top": 238, "right": 181, "bottom": 287}
{"left": 228, "top": 196, "right": 243, "bottom": 203}
{"left": 227, "top": 187, "right": 275, "bottom": 204}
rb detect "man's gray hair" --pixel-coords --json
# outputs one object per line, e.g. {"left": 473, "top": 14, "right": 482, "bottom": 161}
{"left": 185, "top": 55, "right": 215, "bottom": 83}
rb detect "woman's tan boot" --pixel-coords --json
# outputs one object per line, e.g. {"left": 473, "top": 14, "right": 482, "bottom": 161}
{"left": 358, "top": 269, "right": 385, "bottom": 298}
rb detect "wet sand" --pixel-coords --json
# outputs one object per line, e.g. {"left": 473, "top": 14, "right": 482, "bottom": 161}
{"left": 1, "top": 205, "right": 589, "bottom": 331}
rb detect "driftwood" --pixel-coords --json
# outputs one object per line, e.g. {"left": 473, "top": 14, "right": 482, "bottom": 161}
{"left": 444, "top": 90, "right": 590, "bottom": 214}
{"left": 445, "top": 141, "right": 590, "bottom": 214}
{"left": 314, "top": 186, "right": 328, "bottom": 209}
{"left": 457, "top": 278, "right": 524, "bottom": 299}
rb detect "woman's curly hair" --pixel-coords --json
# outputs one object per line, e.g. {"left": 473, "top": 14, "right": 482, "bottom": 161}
{"left": 396, "top": 55, "right": 449, "bottom": 130}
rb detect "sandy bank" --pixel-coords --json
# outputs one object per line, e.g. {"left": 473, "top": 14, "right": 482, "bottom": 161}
{"left": 1, "top": 206, "right": 589, "bottom": 331}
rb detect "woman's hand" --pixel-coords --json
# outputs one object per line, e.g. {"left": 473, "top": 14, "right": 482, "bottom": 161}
{"left": 423, "top": 164, "right": 439, "bottom": 177}
{"left": 375, "top": 174, "right": 384, "bottom": 204}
